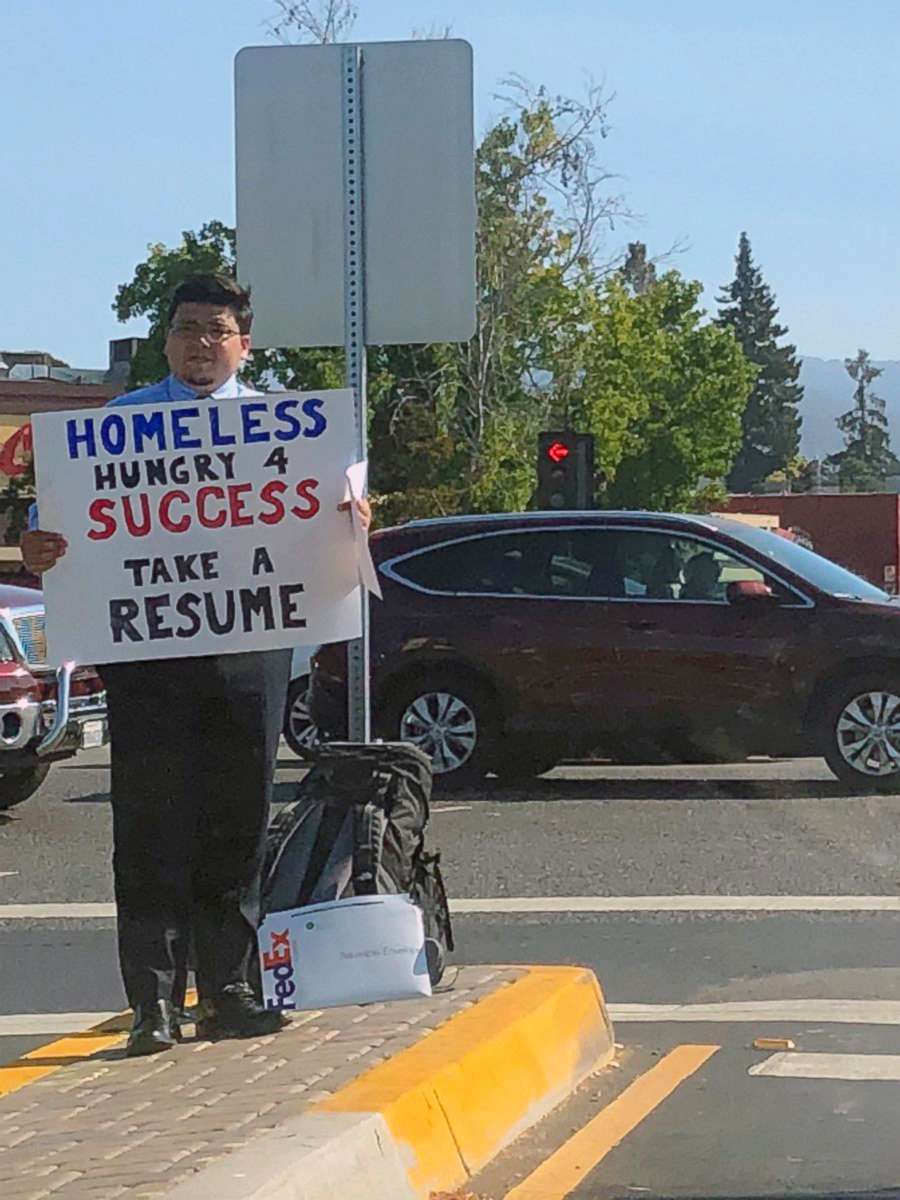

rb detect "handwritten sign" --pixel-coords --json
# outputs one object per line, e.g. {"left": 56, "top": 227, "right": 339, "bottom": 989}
{"left": 32, "top": 389, "right": 364, "bottom": 666}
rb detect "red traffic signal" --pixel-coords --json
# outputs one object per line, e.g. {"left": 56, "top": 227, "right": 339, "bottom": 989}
{"left": 537, "top": 431, "right": 595, "bottom": 510}
{"left": 546, "top": 441, "right": 570, "bottom": 464}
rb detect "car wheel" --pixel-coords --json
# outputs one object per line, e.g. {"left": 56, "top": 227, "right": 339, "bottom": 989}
{"left": 0, "top": 763, "right": 51, "bottom": 811}
{"left": 384, "top": 673, "right": 496, "bottom": 790}
{"left": 283, "top": 676, "right": 322, "bottom": 760}
{"left": 821, "top": 675, "right": 900, "bottom": 793}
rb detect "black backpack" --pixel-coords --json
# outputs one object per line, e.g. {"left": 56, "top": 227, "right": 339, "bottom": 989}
{"left": 261, "top": 742, "right": 454, "bottom": 985}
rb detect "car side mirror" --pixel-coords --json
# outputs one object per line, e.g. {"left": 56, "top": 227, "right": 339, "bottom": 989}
{"left": 727, "top": 579, "right": 776, "bottom": 606}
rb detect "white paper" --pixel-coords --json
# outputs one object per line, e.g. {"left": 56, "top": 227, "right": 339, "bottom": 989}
{"left": 258, "top": 894, "right": 432, "bottom": 1012}
{"left": 344, "top": 460, "right": 382, "bottom": 600}
{"left": 31, "top": 390, "right": 363, "bottom": 665}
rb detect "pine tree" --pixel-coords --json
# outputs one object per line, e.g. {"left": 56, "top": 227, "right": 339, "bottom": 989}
{"left": 619, "top": 241, "right": 657, "bottom": 295}
{"left": 717, "top": 232, "right": 803, "bottom": 491}
{"left": 827, "top": 350, "right": 900, "bottom": 492}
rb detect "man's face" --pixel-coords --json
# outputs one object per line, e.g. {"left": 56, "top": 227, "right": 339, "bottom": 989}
{"left": 164, "top": 302, "right": 251, "bottom": 394}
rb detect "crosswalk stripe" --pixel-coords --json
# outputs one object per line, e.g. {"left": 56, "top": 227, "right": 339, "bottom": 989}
{"left": 451, "top": 895, "right": 900, "bottom": 913}
{"left": 610, "top": 1001, "right": 900, "bottom": 1024}
{"left": 6, "top": 895, "right": 900, "bottom": 921}
{"left": 750, "top": 1052, "right": 900, "bottom": 1080}
{"left": 0, "top": 1012, "right": 118, "bottom": 1036}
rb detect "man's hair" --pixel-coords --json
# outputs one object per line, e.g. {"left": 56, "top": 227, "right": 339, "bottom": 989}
{"left": 166, "top": 274, "right": 253, "bottom": 333}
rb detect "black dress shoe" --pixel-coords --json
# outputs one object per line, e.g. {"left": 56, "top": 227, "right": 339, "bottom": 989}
{"left": 195, "top": 983, "right": 289, "bottom": 1041}
{"left": 126, "top": 999, "right": 181, "bottom": 1058}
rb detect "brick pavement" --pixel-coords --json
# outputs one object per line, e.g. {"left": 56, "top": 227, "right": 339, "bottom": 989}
{"left": 0, "top": 966, "right": 521, "bottom": 1200}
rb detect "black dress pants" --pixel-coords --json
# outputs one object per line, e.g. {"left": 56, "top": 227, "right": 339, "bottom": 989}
{"left": 101, "top": 650, "right": 292, "bottom": 1010}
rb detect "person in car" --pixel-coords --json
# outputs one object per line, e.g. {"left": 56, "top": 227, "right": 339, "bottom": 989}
{"left": 646, "top": 546, "right": 682, "bottom": 599}
{"left": 22, "top": 274, "right": 371, "bottom": 1057}
{"left": 681, "top": 552, "right": 721, "bottom": 601}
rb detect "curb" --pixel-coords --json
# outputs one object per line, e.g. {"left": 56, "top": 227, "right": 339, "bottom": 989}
{"left": 171, "top": 965, "right": 614, "bottom": 1200}
{"left": 167, "top": 1111, "right": 418, "bottom": 1200}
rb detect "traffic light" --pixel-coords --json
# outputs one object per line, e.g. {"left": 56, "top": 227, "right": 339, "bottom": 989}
{"left": 536, "top": 432, "right": 595, "bottom": 510}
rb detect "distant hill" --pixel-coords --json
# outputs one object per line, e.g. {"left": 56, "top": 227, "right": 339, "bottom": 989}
{"left": 799, "top": 357, "right": 900, "bottom": 460}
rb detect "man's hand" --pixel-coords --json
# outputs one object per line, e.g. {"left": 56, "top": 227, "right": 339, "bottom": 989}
{"left": 338, "top": 497, "right": 372, "bottom": 533}
{"left": 21, "top": 530, "right": 68, "bottom": 575}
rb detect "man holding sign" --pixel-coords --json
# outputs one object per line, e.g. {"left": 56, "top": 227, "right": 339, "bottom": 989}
{"left": 23, "top": 275, "right": 371, "bottom": 1056}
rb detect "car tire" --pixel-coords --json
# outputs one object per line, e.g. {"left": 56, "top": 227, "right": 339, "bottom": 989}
{"left": 283, "top": 676, "right": 322, "bottom": 760}
{"left": 820, "top": 673, "right": 900, "bottom": 793}
{"left": 0, "top": 763, "right": 52, "bottom": 812}
{"left": 383, "top": 672, "right": 497, "bottom": 791}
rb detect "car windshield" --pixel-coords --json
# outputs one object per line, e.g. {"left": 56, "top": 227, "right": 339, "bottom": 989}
{"left": 713, "top": 520, "right": 891, "bottom": 602}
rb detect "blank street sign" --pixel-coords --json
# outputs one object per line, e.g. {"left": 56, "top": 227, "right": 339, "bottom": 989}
{"left": 235, "top": 40, "right": 476, "bottom": 349}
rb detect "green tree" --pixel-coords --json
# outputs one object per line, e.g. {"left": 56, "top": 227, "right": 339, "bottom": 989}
{"left": 717, "top": 232, "right": 803, "bottom": 492}
{"left": 827, "top": 349, "right": 900, "bottom": 492}
{"left": 0, "top": 464, "right": 35, "bottom": 546}
{"left": 564, "top": 273, "right": 754, "bottom": 511}
{"left": 618, "top": 241, "right": 657, "bottom": 295}
{"left": 115, "top": 0, "right": 754, "bottom": 521}
{"left": 353, "top": 79, "right": 633, "bottom": 523}
{"left": 113, "top": 222, "right": 345, "bottom": 393}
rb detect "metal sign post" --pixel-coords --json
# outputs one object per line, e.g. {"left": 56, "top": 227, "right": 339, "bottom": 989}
{"left": 341, "top": 44, "right": 370, "bottom": 743}
{"left": 235, "top": 38, "right": 476, "bottom": 748}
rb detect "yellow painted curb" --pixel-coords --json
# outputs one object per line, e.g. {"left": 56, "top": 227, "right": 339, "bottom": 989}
{"left": 315, "top": 965, "right": 615, "bottom": 1198}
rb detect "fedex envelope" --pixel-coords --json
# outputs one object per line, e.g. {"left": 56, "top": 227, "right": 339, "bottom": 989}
{"left": 258, "top": 893, "right": 433, "bottom": 1012}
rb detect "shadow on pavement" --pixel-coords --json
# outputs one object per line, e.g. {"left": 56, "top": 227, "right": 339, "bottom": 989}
{"left": 458, "top": 775, "right": 863, "bottom": 803}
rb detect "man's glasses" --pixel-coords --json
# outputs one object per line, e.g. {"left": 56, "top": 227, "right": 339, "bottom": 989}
{"left": 169, "top": 322, "right": 242, "bottom": 344}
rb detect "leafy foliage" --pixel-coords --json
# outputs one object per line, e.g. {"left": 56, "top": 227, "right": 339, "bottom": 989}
{"left": 827, "top": 350, "right": 900, "bottom": 492}
{"left": 0, "top": 463, "right": 35, "bottom": 546}
{"left": 717, "top": 232, "right": 803, "bottom": 492}
{"left": 114, "top": 71, "right": 753, "bottom": 521}
{"left": 112, "top": 222, "right": 344, "bottom": 394}
{"left": 567, "top": 275, "right": 754, "bottom": 511}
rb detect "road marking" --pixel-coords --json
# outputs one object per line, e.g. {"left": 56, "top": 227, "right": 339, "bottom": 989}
{"left": 432, "top": 804, "right": 473, "bottom": 813}
{"left": 0, "top": 872, "right": 17, "bottom": 878}
{"left": 0, "top": 903, "right": 116, "bottom": 919}
{"left": 503, "top": 1044, "right": 719, "bottom": 1200}
{"left": 750, "top": 1052, "right": 900, "bottom": 1080}
{"left": 452, "top": 895, "right": 900, "bottom": 913}
{"left": 0, "top": 1015, "right": 130, "bottom": 1098}
{"left": 0, "top": 1012, "right": 117, "bottom": 1036}
{"left": 610, "top": 1000, "right": 900, "bottom": 1024}
{"left": 6, "top": 894, "right": 900, "bottom": 923}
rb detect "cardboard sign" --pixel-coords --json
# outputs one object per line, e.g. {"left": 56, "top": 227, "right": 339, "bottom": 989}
{"left": 32, "top": 389, "right": 365, "bottom": 666}
{"left": 258, "top": 895, "right": 432, "bottom": 1012}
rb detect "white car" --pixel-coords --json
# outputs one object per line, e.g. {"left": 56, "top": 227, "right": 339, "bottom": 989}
{"left": 284, "top": 646, "right": 320, "bottom": 758}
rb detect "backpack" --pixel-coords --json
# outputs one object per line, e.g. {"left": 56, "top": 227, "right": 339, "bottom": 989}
{"left": 261, "top": 742, "right": 454, "bottom": 985}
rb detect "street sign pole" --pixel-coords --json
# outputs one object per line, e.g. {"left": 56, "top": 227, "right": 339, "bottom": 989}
{"left": 342, "top": 44, "right": 371, "bottom": 743}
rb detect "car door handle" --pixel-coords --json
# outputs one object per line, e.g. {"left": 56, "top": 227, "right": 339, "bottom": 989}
{"left": 627, "top": 619, "right": 658, "bottom": 632}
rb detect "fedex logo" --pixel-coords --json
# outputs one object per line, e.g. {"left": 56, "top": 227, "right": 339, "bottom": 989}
{"left": 263, "top": 928, "right": 296, "bottom": 1010}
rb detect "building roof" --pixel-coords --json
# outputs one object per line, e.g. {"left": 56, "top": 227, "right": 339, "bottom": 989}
{"left": 0, "top": 379, "right": 116, "bottom": 417}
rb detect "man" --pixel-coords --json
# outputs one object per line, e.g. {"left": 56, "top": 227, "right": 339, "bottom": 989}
{"left": 23, "top": 274, "right": 370, "bottom": 1056}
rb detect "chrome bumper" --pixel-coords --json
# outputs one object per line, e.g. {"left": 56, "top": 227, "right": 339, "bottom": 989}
{"left": 0, "top": 696, "right": 43, "bottom": 750}
{"left": 37, "top": 663, "right": 107, "bottom": 758}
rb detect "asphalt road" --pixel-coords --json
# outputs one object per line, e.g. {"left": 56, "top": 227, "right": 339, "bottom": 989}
{"left": 4, "top": 749, "right": 900, "bottom": 1197}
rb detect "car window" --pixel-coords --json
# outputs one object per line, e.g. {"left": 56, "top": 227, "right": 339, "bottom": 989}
{"left": 390, "top": 530, "right": 623, "bottom": 598}
{"left": 390, "top": 527, "right": 792, "bottom": 602}
{"left": 605, "top": 530, "right": 786, "bottom": 603}
{"left": 390, "top": 533, "right": 553, "bottom": 595}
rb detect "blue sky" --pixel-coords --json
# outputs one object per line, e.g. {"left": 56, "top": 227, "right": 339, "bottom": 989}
{"left": 4, "top": 0, "right": 899, "bottom": 367}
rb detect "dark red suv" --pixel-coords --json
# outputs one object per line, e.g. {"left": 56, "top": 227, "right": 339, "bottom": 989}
{"left": 310, "top": 511, "right": 900, "bottom": 791}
